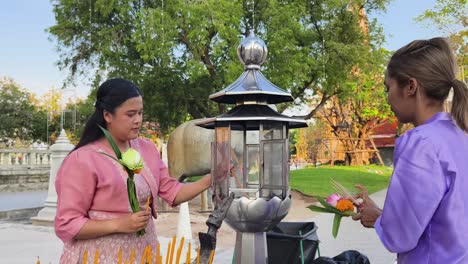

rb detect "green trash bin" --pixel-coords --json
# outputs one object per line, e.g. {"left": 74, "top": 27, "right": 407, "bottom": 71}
{"left": 267, "top": 222, "right": 319, "bottom": 264}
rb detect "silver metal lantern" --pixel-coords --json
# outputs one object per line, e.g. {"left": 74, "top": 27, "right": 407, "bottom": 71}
{"left": 196, "top": 32, "right": 307, "bottom": 264}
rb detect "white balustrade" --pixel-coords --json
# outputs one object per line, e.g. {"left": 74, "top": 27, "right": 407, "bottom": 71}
{"left": 0, "top": 149, "right": 51, "bottom": 166}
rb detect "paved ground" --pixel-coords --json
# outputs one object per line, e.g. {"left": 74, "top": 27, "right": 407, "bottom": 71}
{"left": 309, "top": 189, "right": 396, "bottom": 264}
{"left": 0, "top": 188, "right": 395, "bottom": 264}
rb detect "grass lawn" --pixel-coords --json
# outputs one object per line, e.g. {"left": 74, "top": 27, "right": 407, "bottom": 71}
{"left": 290, "top": 165, "right": 392, "bottom": 198}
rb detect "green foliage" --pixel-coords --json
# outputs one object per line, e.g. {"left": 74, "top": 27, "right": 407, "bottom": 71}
{"left": 416, "top": 0, "right": 467, "bottom": 81}
{"left": 415, "top": 0, "right": 467, "bottom": 32}
{"left": 0, "top": 78, "right": 44, "bottom": 142}
{"left": 67, "top": 95, "right": 95, "bottom": 140}
{"left": 289, "top": 129, "right": 298, "bottom": 155}
{"left": 290, "top": 165, "right": 391, "bottom": 197}
{"left": 48, "top": 0, "right": 390, "bottom": 133}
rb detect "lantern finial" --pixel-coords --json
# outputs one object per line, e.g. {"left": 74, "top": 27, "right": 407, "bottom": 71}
{"left": 237, "top": 31, "right": 268, "bottom": 70}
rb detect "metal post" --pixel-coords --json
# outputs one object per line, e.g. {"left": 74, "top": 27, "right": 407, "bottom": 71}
{"left": 234, "top": 232, "right": 268, "bottom": 264}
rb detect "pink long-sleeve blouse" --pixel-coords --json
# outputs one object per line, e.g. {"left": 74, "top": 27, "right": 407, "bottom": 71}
{"left": 54, "top": 137, "right": 183, "bottom": 243}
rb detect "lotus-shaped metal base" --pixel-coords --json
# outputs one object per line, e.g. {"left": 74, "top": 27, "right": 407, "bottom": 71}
{"left": 224, "top": 195, "right": 291, "bottom": 233}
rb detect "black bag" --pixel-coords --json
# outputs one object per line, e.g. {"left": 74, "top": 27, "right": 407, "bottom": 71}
{"left": 311, "top": 250, "right": 370, "bottom": 264}
{"left": 267, "top": 222, "right": 319, "bottom": 264}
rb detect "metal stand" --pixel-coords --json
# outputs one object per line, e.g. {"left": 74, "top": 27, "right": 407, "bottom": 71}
{"left": 233, "top": 232, "right": 268, "bottom": 264}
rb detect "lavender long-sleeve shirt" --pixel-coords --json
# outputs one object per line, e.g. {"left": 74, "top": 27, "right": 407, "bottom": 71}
{"left": 375, "top": 112, "right": 468, "bottom": 263}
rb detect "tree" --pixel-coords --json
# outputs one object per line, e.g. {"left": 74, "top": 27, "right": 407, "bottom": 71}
{"left": 416, "top": 0, "right": 467, "bottom": 81}
{"left": 309, "top": 2, "right": 394, "bottom": 165}
{"left": 48, "top": 0, "right": 390, "bottom": 133}
{"left": 0, "top": 77, "right": 43, "bottom": 142}
{"left": 295, "top": 120, "right": 328, "bottom": 164}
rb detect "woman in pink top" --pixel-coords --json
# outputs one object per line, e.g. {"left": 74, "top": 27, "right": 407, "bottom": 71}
{"left": 54, "top": 78, "right": 211, "bottom": 263}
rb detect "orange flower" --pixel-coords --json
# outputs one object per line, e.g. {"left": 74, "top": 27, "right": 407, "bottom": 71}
{"left": 336, "top": 199, "right": 354, "bottom": 212}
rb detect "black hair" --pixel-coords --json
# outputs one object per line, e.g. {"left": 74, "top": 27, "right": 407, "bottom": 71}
{"left": 73, "top": 78, "right": 143, "bottom": 151}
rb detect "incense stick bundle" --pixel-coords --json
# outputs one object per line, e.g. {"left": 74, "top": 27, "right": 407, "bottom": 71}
{"left": 74, "top": 236, "right": 211, "bottom": 264}
{"left": 330, "top": 178, "right": 357, "bottom": 203}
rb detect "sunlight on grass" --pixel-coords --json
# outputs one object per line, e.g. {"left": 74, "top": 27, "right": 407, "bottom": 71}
{"left": 290, "top": 165, "right": 392, "bottom": 197}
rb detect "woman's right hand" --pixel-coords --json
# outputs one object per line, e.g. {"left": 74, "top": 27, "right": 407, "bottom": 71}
{"left": 115, "top": 211, "right": 151, "bottom": 233}
{"left": 352, "top": 184, "right": 382, "bottom": 228}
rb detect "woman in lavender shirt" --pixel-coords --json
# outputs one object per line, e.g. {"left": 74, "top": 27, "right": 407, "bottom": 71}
{"left": 353, "top": 37, "right": 468, "bottom": 263}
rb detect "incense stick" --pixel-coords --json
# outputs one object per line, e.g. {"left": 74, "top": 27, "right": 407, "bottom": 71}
{"left": 130, "top": 248, "right": 136, "bottom": 264}
{"left": 83, "top": 250, "right": 88, "bottom": 264}
{"left": 94, "top": 249, "right": 99, "bottom": 264}
{"left": 185, "top": 243, "right": 191, "bottom": 264}
{"left": 145, "top": 197, "right": 150, "bottom": 213}
{"left": 146, "top": 246, "right": 152, "bottom": 264}
{"left": 140, "top": 246, "right": 149, "bottom": 264}
{"left": 169, "top": 236, "right": 176, "bottom": 264}
{"left": 175, "top": 237, "right": 185, "bottom": 264}
{"left": 208, "top": 250, "right": 215, "bottom": 264}
{"left": 165, "top": 242, "right": 171, "bottom": 264}
{"left": 118, "top": 248, "right": 122, "bottom": 264}
{"left": 156, "top": 244, "right": 161, "bottom": 264}
{"left": 330, "top": 178, "right": 357, "bottom": 203}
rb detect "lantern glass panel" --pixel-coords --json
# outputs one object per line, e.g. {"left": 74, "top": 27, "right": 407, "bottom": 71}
{"left": 230, "top": 130, "right": 244, "bottom": 189}
{"left": 246, "top": 145, "right": 260, "bottom": 188}
{"left": 262, "top": 123, "right": 283, "bottom": 140}
{"left": 246, "top": 130, "right": 259, "bottom": 144}
{"left": 261, "top": 141, "right": 284, "bottom": 198}
{"left": 213, "top": 125, "right": 230, "bottom": 202}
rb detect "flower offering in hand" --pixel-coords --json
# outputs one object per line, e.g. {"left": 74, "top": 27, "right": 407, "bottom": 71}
{"left": 120, "top": 148, "right": 143, "bottom": 174}
{"left": 308, "top": 193, "right": 357, "bottom": 238}
{"left": 98, "top": 125, "right": 146, "bottom": 236}
{"left": 325, "top": 193, "right": 341, "bottom": 206}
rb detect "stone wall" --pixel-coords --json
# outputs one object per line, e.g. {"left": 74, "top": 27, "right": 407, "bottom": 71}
{"left": 0, "top": 166, "right": 49, "bottom": 192}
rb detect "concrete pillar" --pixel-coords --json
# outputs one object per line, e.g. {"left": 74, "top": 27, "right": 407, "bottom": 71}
{"left": 32, "top": 129, "right": 74, "bottom": 226}
{"left": 200, "top": 190, "right": 209, "bottom": 212}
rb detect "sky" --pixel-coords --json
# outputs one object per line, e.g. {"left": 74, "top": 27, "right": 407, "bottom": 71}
{"left": 0, "top": 0, "right": 441, "bottom": 100}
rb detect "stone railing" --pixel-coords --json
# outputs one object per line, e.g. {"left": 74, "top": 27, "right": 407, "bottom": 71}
{"left": 0, "top": 149, "right": 51, "bottom": 166}
{"left": 0, "top": 149, "right": 51, "bottom": 192}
